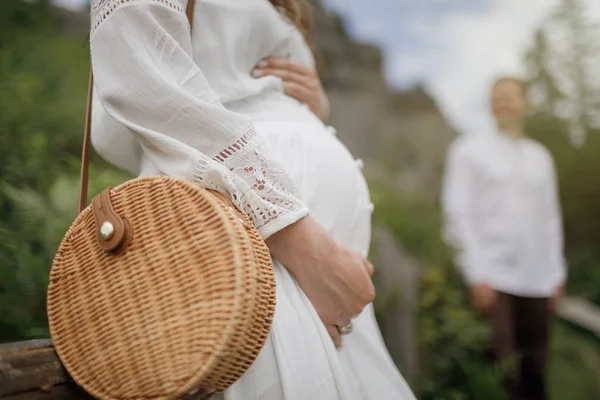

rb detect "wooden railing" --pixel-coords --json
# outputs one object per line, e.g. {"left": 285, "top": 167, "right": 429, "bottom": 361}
{"left": 557, "top": 297, "right": 600, "bottom": 338}
{"left": 0, "top": 339, "right": 90, "bottom": 399}
{"left": 0, "top": 340, "right": 211, "bottom": 399}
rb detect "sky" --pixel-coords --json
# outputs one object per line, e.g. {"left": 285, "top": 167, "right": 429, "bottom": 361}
{"left": 53, "top": 0, "right": 599, "bottom": 135}
{"left": 321, "top": 0, "right": 569, "bottom": 135}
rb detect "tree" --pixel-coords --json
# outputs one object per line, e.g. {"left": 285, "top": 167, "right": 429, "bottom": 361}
{"left": 526, "top": 0, "right": 600, "bottom": 146}
{"left": 524, "top": 30, "right": 565, "bottom": 115}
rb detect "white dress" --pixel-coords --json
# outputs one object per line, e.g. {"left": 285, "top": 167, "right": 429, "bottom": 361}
{"left": 89, "top": 1, "right": 416, "bottom": 399}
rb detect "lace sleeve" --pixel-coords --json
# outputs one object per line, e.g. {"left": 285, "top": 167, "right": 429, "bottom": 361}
{"left": 90, "top": 0, "right": 308, "bottom": 238}
{"left": 196, "top": 128, "right": 307, "bottom": 238}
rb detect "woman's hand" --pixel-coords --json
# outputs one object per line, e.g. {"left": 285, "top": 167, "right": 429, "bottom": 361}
{"left": 252, "top": 57, "right": 330, "bottom": 121}
{"left": 265, "top": 216, "right": 375, "bottom": 348}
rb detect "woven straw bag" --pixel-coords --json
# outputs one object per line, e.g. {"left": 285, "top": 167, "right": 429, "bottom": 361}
{"left": 47, "top": 1, "right": 276, "bottom": 399}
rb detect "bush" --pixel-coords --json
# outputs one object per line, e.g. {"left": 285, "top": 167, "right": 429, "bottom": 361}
{"left": 0, "top": 0, "right": 129, "bottom": 341}
{"left": 369, "top": 179, "right": 510, "bottom": 399}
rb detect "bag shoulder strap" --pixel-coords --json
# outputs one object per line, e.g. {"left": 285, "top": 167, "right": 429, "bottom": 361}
{"left": 78, "top": 0, "right": 197, "bottom": 213}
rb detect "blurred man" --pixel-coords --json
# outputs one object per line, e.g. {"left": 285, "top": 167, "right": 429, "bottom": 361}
{"left": 441, "top": 77, "right": 567, "bottom": 400}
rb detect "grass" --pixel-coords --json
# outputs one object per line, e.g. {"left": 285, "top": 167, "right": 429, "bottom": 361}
{"left": 549, "top": 321, "right": 600, "bottom": 400}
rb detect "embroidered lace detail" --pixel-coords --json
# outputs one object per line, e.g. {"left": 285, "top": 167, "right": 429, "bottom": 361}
{"left": 193, "top": 128, "right": 306, "bottom": 234}
{"left": 213, "top": 129, "right": 258, "bottom": 163}
{"left": 91, "top": 0, "right": 185, "bottom": 36}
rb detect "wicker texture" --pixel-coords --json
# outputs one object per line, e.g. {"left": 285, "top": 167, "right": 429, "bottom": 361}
{"left": 48, "top": 176, "right": 276, "bottom": 399}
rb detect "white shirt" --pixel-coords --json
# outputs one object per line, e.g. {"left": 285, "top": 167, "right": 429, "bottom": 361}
{"left": 89, "top": 0, "right": 315, "bottom": 239}
{"left": 441, "top": 131, "right": 567, "bottom": 297}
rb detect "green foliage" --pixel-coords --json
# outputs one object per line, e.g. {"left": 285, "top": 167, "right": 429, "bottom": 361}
{"left": 458, "top": 356, "right": 516, "bottom": 400}
{"left": 369, "top": 180, "right": 446, "bottom": 266}
{"left": 0, "top": 5, "right": 88, "bottom": 190}
{"left": 548, "top": 323, "right": 600, "bottom": 399}
{"left": 369, "top": 180, "right": 511, "bottom": 399}
{"left": 0, "top": 0, "right": 129, "bottom": 341}
{"left": 0, "top": 166, "right": 128, "bottom": 341}
{"left": 0, "top": 0, "right": 53, "bottom": 47}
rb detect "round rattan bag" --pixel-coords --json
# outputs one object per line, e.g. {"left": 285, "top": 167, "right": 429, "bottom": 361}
{"left": 47, "top": 176, "right": 276, "bottom": 400}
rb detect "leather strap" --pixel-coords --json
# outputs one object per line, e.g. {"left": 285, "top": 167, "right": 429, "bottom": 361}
{"left": 78, "top": 0, "right": 197, "bottom": 213}
{"left": 91, "top": 188, "right": 132, "bottom": 253}
{"left": 185, "top": 0, "right": 196, "bottom": 23}
{"left": 79, "top": 71, "right": 94, "bottom": 213}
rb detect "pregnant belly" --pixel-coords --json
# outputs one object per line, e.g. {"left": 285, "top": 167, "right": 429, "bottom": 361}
{"left": 255, "top": 118, "right": 373, "bottom": 253}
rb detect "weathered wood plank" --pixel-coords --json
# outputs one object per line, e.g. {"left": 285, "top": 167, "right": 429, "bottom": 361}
{"left": 3, "top": 383, "right": 90, "bottom": 400}
{"left": 0, "top": 341, "right": 72, "bottom": 398}
{"left": 558, "top": 297, "right": 600, "bottom": 338}
{"left": 0, "top": 340, "right": 53, "bottom": 353}
{"left": 0, "top": 340, "right": 213, "bottom": 399}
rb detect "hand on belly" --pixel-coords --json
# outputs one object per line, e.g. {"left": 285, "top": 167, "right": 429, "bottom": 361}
{"left": 251, "top": 57, "right": 329, "bottom": 121}
{"left": 266, "top": 216, "right": 375, "bottom": 348}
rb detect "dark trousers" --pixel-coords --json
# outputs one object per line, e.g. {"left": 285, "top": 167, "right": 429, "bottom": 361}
{"left": 489, "top": 292, "right": 550, "bottom": 400}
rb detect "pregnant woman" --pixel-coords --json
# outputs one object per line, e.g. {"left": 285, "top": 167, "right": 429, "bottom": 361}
{"left": 90, "top": 0, "right": 416, "bottom": 399}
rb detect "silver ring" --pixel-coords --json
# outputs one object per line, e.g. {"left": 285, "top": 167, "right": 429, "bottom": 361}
{"left": 337, "top": 321, "right": 353, "bottom": 335}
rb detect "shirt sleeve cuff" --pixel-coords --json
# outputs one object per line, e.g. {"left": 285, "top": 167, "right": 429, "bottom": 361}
{"left": 462, "top": 258, "right": 486, "bottom": 285}
{"left": 259, "top": 206, "right": 310, "bottom": 240}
